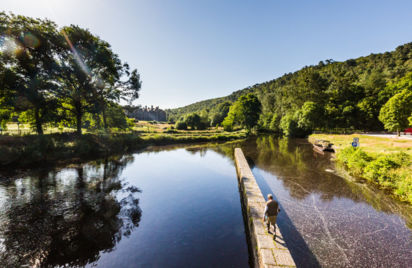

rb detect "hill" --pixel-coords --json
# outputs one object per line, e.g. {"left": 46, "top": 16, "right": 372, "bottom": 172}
{"left": 167, "top": 42, "right": 412, "bottom": 132}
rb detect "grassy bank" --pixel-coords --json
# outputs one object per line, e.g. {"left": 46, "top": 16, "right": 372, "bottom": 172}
{"left": 0, "top": 130, "right": 247, "bottom": 169}
{"left": 310, "top": 134, "right": 412, "bottom": 204}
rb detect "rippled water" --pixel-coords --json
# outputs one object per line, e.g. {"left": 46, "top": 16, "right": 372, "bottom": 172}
{"left": 235, "top": 136, "right": 412, "bottom": 268}
{"left": 0, "top": 137, "right": 411, "bottom": 267}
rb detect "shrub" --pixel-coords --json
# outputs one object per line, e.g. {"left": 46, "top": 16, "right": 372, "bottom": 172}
{"left": 364, "top": 156, "right": 400, "bottom": 184}
{"left": 394, "top": 169, "right": 412, "bottom": 203}
{"left": 364, "top": 152, "right": 410, "bottom": 185}
{"left": 337, "top": 147, "right": 372, "bottom": 177}
{"left": 279, "top": 113, "right": 311, "bottom": 138}
{"left": 164, "top": 127, "right": 177, "bottom": 133}
{"left": 175, "top": 121, "right": 187, "bottom": 130}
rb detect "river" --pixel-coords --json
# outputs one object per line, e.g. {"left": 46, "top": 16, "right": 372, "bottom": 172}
{"left": 0, "top": 136, "right": 411, "bottom": 267}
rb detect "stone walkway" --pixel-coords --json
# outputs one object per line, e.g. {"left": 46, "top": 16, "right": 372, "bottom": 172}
{"left": 234, "top": 148, "right": 296, "bottom": 268}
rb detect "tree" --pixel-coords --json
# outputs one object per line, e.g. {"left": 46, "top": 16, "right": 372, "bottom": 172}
{"left": 184, "top": 113, "right": 207, "bottom": 130}
{"left": 235, "top": 93, "right": 262, "bottom": 131}
{"left": 222, "top": 93, "right": 261, "bottom": 131}
{"left": 175, "top": 121, "right": 187, "bottom": 130}
{"left": 57, "top": 25, "right": 139, "bottom": 135}
{"left": 379, "top": 89, "right": 412, "bottom": 135}
{"left": 1, "top": 13, "right": 63, "bottom": 134}
{"left": 210, "top": 101, "right": 231, "bottom": 126}
{"left": 296, "top": 101, "right": 322, "bottom": 130}
{"left": 0, "top": 59, "right": 19, "bottom": 128}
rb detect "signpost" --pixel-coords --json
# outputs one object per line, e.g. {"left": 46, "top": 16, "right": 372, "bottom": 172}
{"left": 352, "top": 137, "right": 359, "bottom": 148}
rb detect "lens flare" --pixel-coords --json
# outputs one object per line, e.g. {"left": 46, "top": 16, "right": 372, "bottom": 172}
{"left": 61, "top": 30, "right": 91, "bottom": 76}
{"left": 21, "top": 32, "right": 40, "bottom": 48}
{"left": 0, "top": 36, "right": 23, "bottom": 56}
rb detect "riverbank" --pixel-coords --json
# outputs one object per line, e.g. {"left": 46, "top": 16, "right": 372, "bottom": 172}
{"left": 309, "top": 134, "right": 412, "bottom": 205}
{"left": 0, "top": 130, "right": 247, "bottom": 169}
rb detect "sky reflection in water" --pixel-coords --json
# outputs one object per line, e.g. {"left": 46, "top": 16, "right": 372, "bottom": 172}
{"left": 0, "top": 137, "right": 411, "bottom": 267}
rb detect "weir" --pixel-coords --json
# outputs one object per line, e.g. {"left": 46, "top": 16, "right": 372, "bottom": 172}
{"left": 234, "top": 148, "right": 296, "bottom": 268}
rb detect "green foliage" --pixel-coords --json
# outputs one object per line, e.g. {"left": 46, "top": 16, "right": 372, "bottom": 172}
{"left": 177, "top": 112, "right": 210, "bottom": 130}
{"left": 337, "top": 147, "right": 372, "bottom": 177}
{"left": 175, "top": 121, "right": 187, "bottom": 130}
{"left": 0, "top": 13, "right": 141, "bottom": 135}
{"left": 210, "top": 101, "right": 232, "bottom": 126}
{"left": 336, "top": 147, "right": 412, "bottom": 203}
{"left": 222, "top": 93, "right": 261, "bottom": 131}
{"left": 222, "top": 103, "right": 238, "bottom": 131}
{"left": 279, "top": 110, "right": 313, "bottom": 138}
{"left": 169, "top": 42, "right": 412, "bottom": 133}
{"left": 185, "top": 113, "right": 202, "bottom": 130}
{"left": 105, "top": 104, "right": 130, "bottom": 130}
{"left": 296, "top": 101, "right": 321, "bottom": 130}
{"left": 364, "top": 155, "right": 401, "bottom": 185}
{"left": 379, "top": 83, "right": 412, "bottom": 134}
{"left": 279, "top": 113, "right": 298, "bottom": 137}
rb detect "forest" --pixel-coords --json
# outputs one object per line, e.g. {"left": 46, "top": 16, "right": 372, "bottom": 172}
{"left": 0, "top": 12, "right": 141, "bottom": 135}
{"left": 168, "top": 42, "right": 412, "bottom": 136}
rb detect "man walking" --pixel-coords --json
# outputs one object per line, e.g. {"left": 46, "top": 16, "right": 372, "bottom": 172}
{"left": 263, "top": 194, "right": 280, "bottom": 236}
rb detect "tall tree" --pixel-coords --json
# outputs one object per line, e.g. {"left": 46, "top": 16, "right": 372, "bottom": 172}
{"left": 222, "top": 93, "right": 261, "bottom": 131}
{"left": 58, "top": 25, "right": 142, "bottom": 134}
{"left": 379, "top": 89, "right": 412, "bottom": 136}
{"left": 1, "top": 13, "right": 62, "bottom": 134}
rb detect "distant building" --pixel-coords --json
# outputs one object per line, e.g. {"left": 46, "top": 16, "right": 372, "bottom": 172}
{"left": 124, "top": 105, "right": 167, "bottom": 121}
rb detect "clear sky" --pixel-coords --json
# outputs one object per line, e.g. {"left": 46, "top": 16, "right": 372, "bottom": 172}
{"left": 2, "top": 0, "right": 412, "bottom": 108}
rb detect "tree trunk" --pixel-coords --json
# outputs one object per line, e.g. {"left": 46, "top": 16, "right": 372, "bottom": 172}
{"left": 34, "top": 107, "right": 44, "bottom": 135}
{"left": 102, "top": 106, "right": 108, "bottom": 130}
{"left": 397, "top": 128, "right": 400, "bottom": 136}
{"left": 75, "top": 102, "right": 82, "bottom": 136}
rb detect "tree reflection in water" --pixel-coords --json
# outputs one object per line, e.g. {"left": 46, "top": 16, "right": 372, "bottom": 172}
{"left": 0, "top": 155, "right": 141, "bottom": 267}
{"left": 208, "top": 136, "right": 412, "bottom": 226}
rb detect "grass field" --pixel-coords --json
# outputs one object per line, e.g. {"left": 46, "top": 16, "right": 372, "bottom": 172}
{"left": 0, "top": 121, "right": 247, "bottom": 168}
{"left": 309, "top": 134, "right": 412, "bottom": 156}
{"left": 310, "top": 134, "right": 412, "bottom": 204}
{"left": 2, "top": 121, "right": 234, "bottom": 136}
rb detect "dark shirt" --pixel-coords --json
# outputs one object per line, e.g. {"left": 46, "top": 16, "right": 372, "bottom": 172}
{"left": 264, "top": 200, "right": 279, "bottom": 217}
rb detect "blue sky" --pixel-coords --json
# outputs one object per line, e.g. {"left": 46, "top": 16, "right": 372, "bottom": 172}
{"left": 2, "top": 0, "right": 412, "bottom": 108}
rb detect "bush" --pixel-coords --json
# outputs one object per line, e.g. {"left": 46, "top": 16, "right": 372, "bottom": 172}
{"left": 337, "top": 147, "right": 373, "bottom": 177}
{"left": 364, "top": 152, "right": 410, "bottom": 185}
{"left": 394, "top": 169, "right": 412, "bottom": 204}
{"left": 336, "top": 146, "right": 412, "bottom": 204}
{"left": 364, "top": 156, "right": 400, "bottom": 184}
{"left": 279, "top": 113, "right": 311, "bottom": 138}
{"left": 164, "top": 127, "right": 177, "bottom": 133}
{"left": 175, "top": 121, "right": 187, "bottom": 130}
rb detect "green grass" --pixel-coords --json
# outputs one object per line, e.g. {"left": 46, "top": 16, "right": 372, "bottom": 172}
{"left": 309, "top": 133, "right": 412, "bottom": 156}
{"left": 0, "top": 130, "right": 247, "bottom": 168}
{"left": 310, "top": 134, "right": 412, "bottom": 204}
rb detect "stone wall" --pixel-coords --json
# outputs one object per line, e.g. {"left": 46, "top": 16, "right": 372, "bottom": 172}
{"left": 234, "top": 148, "right": 296, "bottom": 268}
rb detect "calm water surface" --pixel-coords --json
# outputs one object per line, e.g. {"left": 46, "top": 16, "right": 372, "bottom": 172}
{"left": 0, "top": 137, "right": 411, "bottom": 268}
{"left": 0, "top": 147, "right": 249, "bottom": 267}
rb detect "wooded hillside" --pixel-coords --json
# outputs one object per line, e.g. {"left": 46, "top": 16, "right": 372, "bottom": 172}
{"left": 168, "top": 42, "right": 412, "bottom": 132}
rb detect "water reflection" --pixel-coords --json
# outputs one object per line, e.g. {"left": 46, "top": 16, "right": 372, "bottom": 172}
{"left": 0, "top": 155, "right": 141, "bottom": 267}
{"left": 243, "top": 136, "right": 412, "bottom": 223}
{"left": 235, "top": 136, "right": 412, "bottom": 267}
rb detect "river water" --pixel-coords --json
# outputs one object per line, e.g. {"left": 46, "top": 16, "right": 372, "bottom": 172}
{"left": 0, "top": 136, "right": 411, "bottom": 267}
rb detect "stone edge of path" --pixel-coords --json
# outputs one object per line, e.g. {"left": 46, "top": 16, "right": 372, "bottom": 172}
{"left": 234, "top": 148, "right": 296, "bottom": 268}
